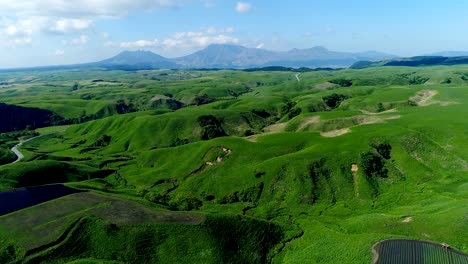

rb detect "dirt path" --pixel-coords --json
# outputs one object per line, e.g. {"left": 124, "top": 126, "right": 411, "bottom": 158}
{"left": 295, "top": 73, "right": 301, "bottom": 82}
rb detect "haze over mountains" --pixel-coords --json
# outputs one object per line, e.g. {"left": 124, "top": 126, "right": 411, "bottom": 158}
{"left": 94, "top": 44, "right": 396, "bottom": 69}
{"left": 4, "top": 44, "right": 468, "bottom": 71}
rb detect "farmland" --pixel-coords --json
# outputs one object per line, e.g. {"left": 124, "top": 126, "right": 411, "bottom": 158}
{"left": 0, "top": 66, "right": 467, "bottom": 263}
{"left": 373, "top": 239, "right": 468, "bottom": 264}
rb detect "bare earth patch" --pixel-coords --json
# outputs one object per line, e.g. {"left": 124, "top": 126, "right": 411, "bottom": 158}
{"left": 409, "top": 90, "right": 459, "bottom": 106}
{"left": 402, "top": 216, "right": 413, "bottom": 223}
{"left": 360, "top": 108, "right": 398, "bottom": 115}
{"left": 314, "top": 82, "right": 338, "bottom": 90}
{"left": 321, "top": 128, "right": 351, "bottom": 137}
{"left": 297, "top": 116, "right": 320, "bottom": 131}
{"left": 319, "top": 115, "right": 400, "bottom": 138}
{"left": 246, "top": 122, "right": 288, "bottom": 142}
{"left": 410, "top": 90, "right": 438, "bottom": 106}
{"left": 263, "top": 122, "right": 288, "bottom": 133}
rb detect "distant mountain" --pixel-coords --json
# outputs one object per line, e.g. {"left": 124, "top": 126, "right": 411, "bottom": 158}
{"left": 174, "top": 44, "right": 277, "bottom": 68}
{"left": 351, "top": 56, "right": 468, "bottom": 69}
{"left": 91, "top": 50, "right": 178, "bottom": 70}
{"left": 173, "top": 44, "right": 396, "bottom": 68}
{"left": 425, "top": 51, "right": 468, "bottom": 57}
{"left": 0, "top": 44, "right": 398, "bottom": 71}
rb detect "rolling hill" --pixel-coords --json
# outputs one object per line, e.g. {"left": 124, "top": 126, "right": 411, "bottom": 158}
{"left": 351, "top": 55, "right": 468, "bottom": 69}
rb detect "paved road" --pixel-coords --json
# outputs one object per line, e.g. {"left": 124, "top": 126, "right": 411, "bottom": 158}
{"left": 10, "top": 134, "right": 45, "bottom": 163}
{"left": 10, "top": 130, "right": 66, "bottom": 164}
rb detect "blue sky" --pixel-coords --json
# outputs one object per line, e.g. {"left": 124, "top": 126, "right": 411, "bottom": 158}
{"left": 2, "top": 0, "right": 468, "bottom": 68}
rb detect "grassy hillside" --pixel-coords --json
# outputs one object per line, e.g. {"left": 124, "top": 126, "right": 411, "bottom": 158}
{"left": 0, "top": 66, "right": 466, "bottom": 263}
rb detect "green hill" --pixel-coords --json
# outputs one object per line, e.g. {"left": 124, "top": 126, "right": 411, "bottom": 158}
{"left": 0, "top": 66, "right": 466, "bottom": 263}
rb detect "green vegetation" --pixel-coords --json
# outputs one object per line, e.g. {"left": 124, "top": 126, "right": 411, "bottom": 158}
{"left": 0, "top": 66, "right": 466, "bottom": 263}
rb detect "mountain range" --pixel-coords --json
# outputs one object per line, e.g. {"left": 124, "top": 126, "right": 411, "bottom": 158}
{"left": 93, "top": 44, "right": 395, "bottom": 69}
{"left": 4, "top": 44, "right": 468, "bottom": 71}
{"left": 94, "top": 44, "right": 396, "bottom": 69}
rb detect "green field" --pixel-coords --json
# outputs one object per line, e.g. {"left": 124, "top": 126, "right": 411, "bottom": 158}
{"left": 0, "top": 66, "right": 467, "bottom": 263}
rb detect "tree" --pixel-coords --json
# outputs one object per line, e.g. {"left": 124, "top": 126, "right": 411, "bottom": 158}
{"left": 323, "top": 94, "right": 348, "bottom": 109}
{"left": 360, "top": 151, "right": 388, "bottom": 178}
{"left": 71, "top": 82, "right": 79, "bottom": 91}
{"left": 375, "top": 143, "right": 392, "bottom": 160}
{"left": 377, "top": 102, "right": 385, "bottom": 112}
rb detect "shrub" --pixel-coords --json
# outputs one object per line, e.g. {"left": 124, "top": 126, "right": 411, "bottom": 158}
{"left": 198, "top": 115, "right": 226, "bottom": 140}
{"left": 169, "top": 192, "right": 203, "bottom": 211}
{"left": 408, "top": 76, "right": 429, "bottom": 85}
{"left": 251, "top": 109, "right": 271, "bottom": 118}
{"left": 71, "top": 82, "right": 80, "bottom": 91}
{"left": 329, "top": 78, "right": 352, "bottom": 87}
{"left": 288, "top": 107, "right": 302, "bottom": 119}
{"left": 193, "top": 94, "right": 215, "bottom": 106}
{"left": 171, "top": 137, "right": 189, "bottom": 147}
{"left": 408, "top": 100, "right": 418, "bottom": 106}
{"left": 144, "top": 191, "right": 163, "bottom": 203}
{"left": 323, "top": 93, "right": 348, "bottom": 109}
{"left": 374, "top": 143, "right": 392, "bottom": 160}
{"left": 280, "top": 101, "right": 296, "bottom": 116}
{"left": 93, "top": 135, "right": 112, "bottom": 147}
{"left": 441, "top": 78, "right": 452, "bottom": 84}
{"left": 360, "top": 151, "right": 388, "bottom": 178}
{"left": 244, "top": 130, "right": 254, "bottom": 136}
{"left": 377, "top": 102, "right": 385, "bottom": 112}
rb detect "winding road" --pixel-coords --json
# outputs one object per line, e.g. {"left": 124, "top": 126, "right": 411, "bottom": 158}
{"left": 9, "top": 129, "right": 66, "bottom": 164}
{"left": 10, "top": 134, "right": 46, "bottom": 163}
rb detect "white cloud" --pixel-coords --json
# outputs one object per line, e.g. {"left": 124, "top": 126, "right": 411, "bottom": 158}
{"left": 0, "top": 0, "right": 193, "bottom": 44}
{"left": 115, "top": 28, "right": 239, "bottom": 51}
{"left": 47, "top": 18, "right": 93, "bottom": 34}
{"left": 162, "top": 31, "right": 239, "bottom": 48}
{"left": 236, "top": 2, "right": 252, "bottom": 13}
{"left": 0, "top": 0, "right": 188, "bottom": 18}
{"left": 256, "top": 43, "right": 264, "bottom": 49}
{"left": 120, "top": 39, "right": 159, "bottom": 48}
{"left": 0, "top": 18, "right": 35, "bottom": 45}
{"left": 69, "top": 34, "right": 89, "bottom": 45}
{"left": 54, "top": 49, "right": 65, "bottom": 56}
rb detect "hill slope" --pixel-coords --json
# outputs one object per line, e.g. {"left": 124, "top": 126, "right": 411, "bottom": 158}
{"left": 351, "top": 55, "right": 468, "bottom": 68}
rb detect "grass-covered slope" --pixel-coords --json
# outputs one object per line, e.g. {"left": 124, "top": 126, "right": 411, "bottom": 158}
{"left": 0, "top": 193, "right": 283, "bottom": 264}
{"left": 0, "top": 66, "right": 466, "bottom": 263}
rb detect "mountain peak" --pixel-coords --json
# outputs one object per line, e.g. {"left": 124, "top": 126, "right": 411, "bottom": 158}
{"left": 91, "top": 45, "right": 395, "bottom": 70}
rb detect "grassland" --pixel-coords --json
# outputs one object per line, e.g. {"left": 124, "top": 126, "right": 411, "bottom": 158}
{"left": 0, "top": 66, "right": 467, "bottom": 263}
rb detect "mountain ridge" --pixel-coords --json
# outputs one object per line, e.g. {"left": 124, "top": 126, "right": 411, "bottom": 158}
{"left": 0, "top": 44, "right": 398, "bottom": 71}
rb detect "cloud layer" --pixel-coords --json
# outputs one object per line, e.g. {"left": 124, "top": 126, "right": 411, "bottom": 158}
{"left": 113, "top": 27, "right": 239, "bottom": 52}
{"left": 0, "top": 0, "right": 187, "bottom": 18}
{"left": 0, "top": 0, "right": 189, "bottom": 46}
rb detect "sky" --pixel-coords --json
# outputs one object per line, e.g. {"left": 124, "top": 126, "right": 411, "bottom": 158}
{"left": 2, "top": 0, "right": 468, "bottom": 68}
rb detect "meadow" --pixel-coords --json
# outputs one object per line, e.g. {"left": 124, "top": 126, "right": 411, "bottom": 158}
{"left": 0, "top": 65, "right": 466, "bottom": 263}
